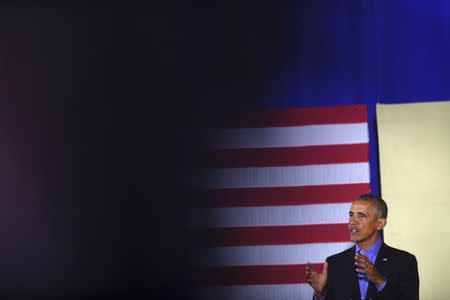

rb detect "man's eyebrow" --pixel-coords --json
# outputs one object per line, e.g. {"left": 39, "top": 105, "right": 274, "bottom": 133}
{"left": 356, "top": 212, "right": 367, "bottom": 216}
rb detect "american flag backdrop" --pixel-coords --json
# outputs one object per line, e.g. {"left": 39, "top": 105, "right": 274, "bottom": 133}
{"left": 191, "top": 105, "right": 371, "bottom": 300}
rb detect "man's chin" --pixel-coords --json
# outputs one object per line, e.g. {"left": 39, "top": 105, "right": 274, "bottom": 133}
{"left": 349, "top": 237, "right": 359, "bottom": 243}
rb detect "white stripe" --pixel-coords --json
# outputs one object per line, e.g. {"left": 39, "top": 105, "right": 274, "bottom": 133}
{"left": 190, "top": 202, "right": 351, "bottom": 228}
{"left": 194, "top": 242, "right": 353, "bottom": 267}
{"left": 209, "top": 123, "right": 368, "bottom": 149}
{"left": 204, "top": 162, "right": 369, "bottom": 189}
{"left": 194, "top": 284, "right": 314, "bottom": 300}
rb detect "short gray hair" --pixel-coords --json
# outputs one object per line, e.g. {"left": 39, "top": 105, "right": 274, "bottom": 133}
{"left": 355, "top": 194, "right": 388, "bottom": 218}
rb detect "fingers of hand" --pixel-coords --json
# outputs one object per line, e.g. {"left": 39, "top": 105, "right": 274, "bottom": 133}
{"left": 355, "top": 266, "right": 368, "bottom": 274}
{"left": 323, "top": 261, "right": 328, "bottom": 273}
{"left": 355, "top": 255, "right": 373, "bottom": 274}
{"left": 305, "top": 265, "right": 311, "bottom": 275}
{"left": 355, "top": 261, "right": 369, "bottom": 268}
{"left": 355, "top": 253, "right": 370, "bottom": 263}
{"left": 305, "top": 263, "right": 313, "bottom": 284}
{"left": 305, "top": 262, "right": 320, "bottom": 286}
{"left": 305, "top": 262, "right": 317, "bottom": 275}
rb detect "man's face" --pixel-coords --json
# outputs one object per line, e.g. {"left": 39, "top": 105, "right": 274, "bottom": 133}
{"left": 348, "top": 200, "right": 386, "bottom": 248}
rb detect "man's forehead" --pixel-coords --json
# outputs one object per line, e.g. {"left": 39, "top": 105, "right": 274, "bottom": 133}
{"left": 350, "top": 200, "right": 375, "bottom": 212}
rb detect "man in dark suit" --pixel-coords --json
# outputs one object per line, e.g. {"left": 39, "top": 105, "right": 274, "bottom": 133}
{"left": 306, "top": 194, "right": 419, "bottom": 300}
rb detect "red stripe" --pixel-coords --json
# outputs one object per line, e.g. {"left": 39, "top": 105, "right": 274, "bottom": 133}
{"left": 195, "top": 183, "right": 370, "bottom": 208}
{"left": 225, "top": 105, "right": 367, "bottom": 128}
{"left": 194, "top": 223, "right": 349, "bottom": 247}
{"left": 194, "top": 263, "right": 324, "bottom": 286}
{"left": 200, "top": 143, "right": 368, "bottom": 168}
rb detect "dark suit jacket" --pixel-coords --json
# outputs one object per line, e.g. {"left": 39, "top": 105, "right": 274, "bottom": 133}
{"left": 323, "top": 243, "right": 419, "bottom": 300}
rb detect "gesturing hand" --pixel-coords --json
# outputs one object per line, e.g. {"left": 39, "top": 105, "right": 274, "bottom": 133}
{"left": 355, "top": 253, "right": 385, "bottom": 286}
{"left": 305, "top": 262, "right": 328, "bottom": 296}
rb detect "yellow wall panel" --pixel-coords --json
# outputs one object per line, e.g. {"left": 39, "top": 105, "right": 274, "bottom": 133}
{"left": 377, "top": 101, "right": 450, "bottom": 299}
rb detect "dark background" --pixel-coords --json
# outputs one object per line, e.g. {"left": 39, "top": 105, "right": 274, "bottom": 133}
{"left": 0, "top": 3, "right": 264, "bottom": 299}
{"left": 2, "top": 1, "right": 450, "bottom": 299}
{"left": 0, "top": 5, "right": 146, "bottom": 299}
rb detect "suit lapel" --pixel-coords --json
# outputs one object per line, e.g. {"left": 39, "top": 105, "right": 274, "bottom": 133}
{"left": 375, "top": 243, "right": 391, "bottom": 279}
{"left": 345, "top": 246, "right": 361, "bottom": 299}
{"left": 366, "top": 243, "right": 391, "bottom": 299}
{"left": 366, "top": 281, "right": 377, "bottom": 299}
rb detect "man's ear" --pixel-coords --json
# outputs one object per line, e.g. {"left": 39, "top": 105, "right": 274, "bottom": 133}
{"left": 377, "top": 218, "right": 387, "bottom": 231}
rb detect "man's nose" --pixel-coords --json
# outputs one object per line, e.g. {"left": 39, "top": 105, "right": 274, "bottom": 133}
{"left": 349, "top": 216, "right": 357, "bottom": 224}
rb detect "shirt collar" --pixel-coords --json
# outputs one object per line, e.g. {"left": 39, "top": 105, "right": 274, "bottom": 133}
{"left": 355, "top": 235, "right": 383, "bottom": 258}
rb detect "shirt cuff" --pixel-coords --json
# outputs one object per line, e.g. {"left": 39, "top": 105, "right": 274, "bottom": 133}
{"left": 375, "top": 277, "right": 387, "bottom": 292}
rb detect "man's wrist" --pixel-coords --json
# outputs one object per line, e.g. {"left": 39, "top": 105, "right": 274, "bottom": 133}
{"left": 374, "top": 276, "right": 387, "bottom": 292}
{"left": 374, "top": 276, "right": 385, "bottom": 287}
